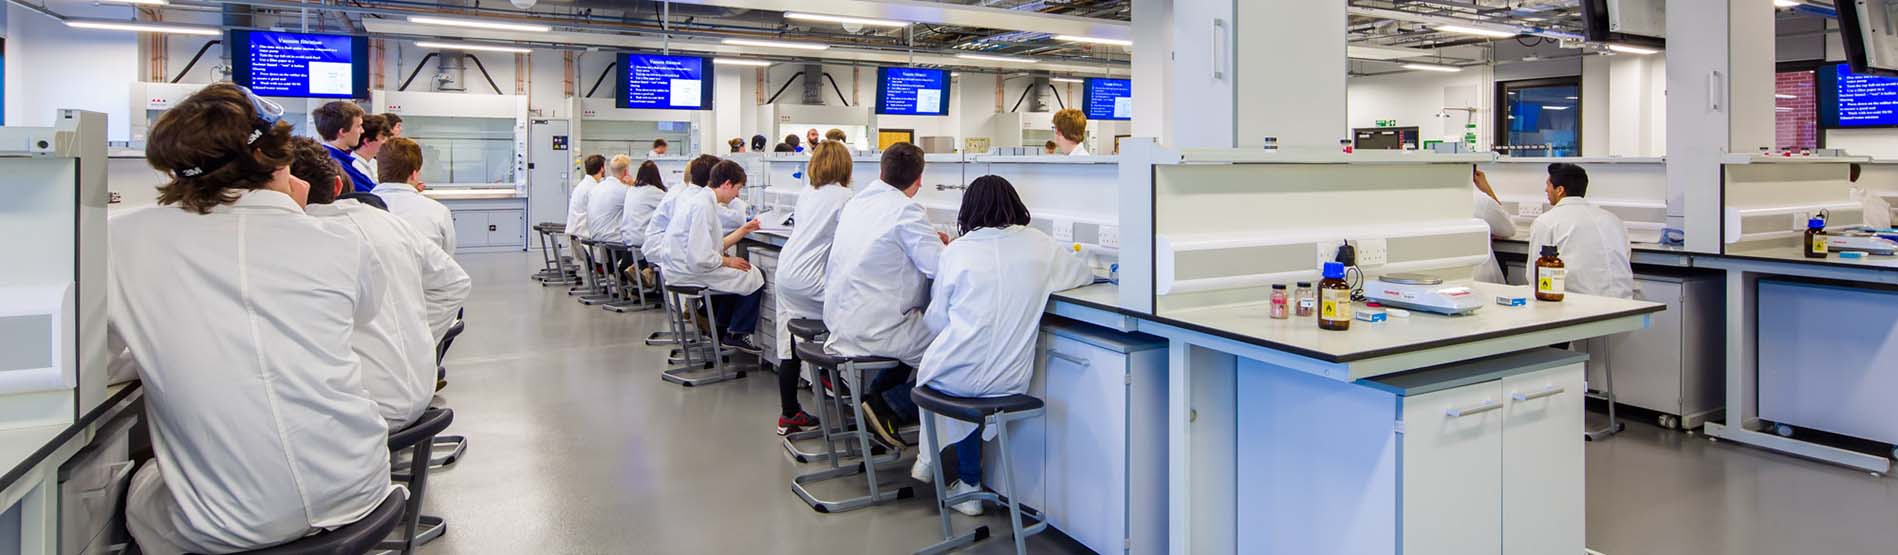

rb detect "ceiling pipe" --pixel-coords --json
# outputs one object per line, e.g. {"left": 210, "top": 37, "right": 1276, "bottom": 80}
{"left": 1346, "top": 5, "right": 1583, "bottom": 42}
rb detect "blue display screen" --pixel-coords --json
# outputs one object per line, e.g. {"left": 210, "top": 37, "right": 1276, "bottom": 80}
{"left": 876, "top": 67, "right": 950, "bottom": 116}
{"left": 1821, "top": 63, "right": 1898, "bottom": 128}
{"left": 230, "top": 31, "right": 367, "bottom": 99}
{"left": 618, "top": 54, "right": 712, "bottom": 110}
{"left": 1083, "top": 78, "right": 1132, "bottom": 121}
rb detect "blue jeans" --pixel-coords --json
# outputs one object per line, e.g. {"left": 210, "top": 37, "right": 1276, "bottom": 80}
{"left": 953, "top": 429, "right": 982, "bottom": 487}
{"left": 708, "top": 291, "right": 761, "bottom": 336}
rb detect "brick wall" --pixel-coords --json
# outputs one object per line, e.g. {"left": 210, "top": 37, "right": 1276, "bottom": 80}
{"left": 1777, "top": 70, "right": 1819, "bottom": 151}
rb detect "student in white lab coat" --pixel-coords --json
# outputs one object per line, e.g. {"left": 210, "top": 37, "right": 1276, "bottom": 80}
{"left": 587, "top": 155, "right": 633, "bottom": 243}
{"left": 661, "top": 159, "right": 765, "bottom": 351}
{"left": 350, "top": 114, "right": 389, "bottom": 185}
{"left": 1052, "top": 108, "right": 1090, "bottom": 156}
{"left": 770, "top": 142, "right": 854, "bottom": 435}
{"left": 1471, "top": 168, "right": 1518, "bottom": 284}
{"left": 909, "top": 175, "right": 1096, "bottom": 515}
{"left": 648, "top": 138, "right": 670, "bottom": 158}
{"left": 1528, "top": 163, "right": 1635, "bottom": 299}
{"left": 374, "top": 137, "right": 458, "bottom": 254}
{"left": 567, "top": 155, "right": 606, "bottom": 240}
{"left": 1850, "top": 164, "right": 1894, "bottom": 229}
{"left": 622, "top": 160, "right": 669, "bottom": 249}
{"left": 111, "top": 83, "right": 395, "bottom": 555}
{"left": 643, "top": 154, "right": 720, "bottom": 269}
{"left": 289, "top": 137, "right": 471, "bottom": 427}
{"left": 824, "top": 143, "right": 951, "bottom": 447}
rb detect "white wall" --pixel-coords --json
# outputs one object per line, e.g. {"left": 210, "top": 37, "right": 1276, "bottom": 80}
{"left": 1347, "top": 52, "right": 1665, "bottom": 156}
{"left": 1347, "top": 69, "right": 1488, "bottom": 147}
{"left": 6, "top": 3, "right": 139, "bottom": 141}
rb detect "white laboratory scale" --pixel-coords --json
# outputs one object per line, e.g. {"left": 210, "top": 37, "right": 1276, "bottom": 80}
{"left": 1364, "top": 274, "right": 1487, "bottom": 315}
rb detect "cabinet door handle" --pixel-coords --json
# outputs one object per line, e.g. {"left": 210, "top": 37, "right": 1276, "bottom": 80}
{"left": 1444, "top": 399, "right": 1503, "bottom": 418}
{"left": 1509, "top": 385, "right": 1566, "bottom": 402}
{"left": 1210, "top": 18, "right": 1228, "bottom": 81}
{"left": 489, "top": 224, "right": 498, "bottom": 232}
{"left": 1047, "top": 350, "right": 1090, "bottom": 368}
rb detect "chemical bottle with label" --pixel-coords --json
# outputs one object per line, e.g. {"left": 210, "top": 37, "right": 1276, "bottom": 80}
{"left": 1270, "top": 284, "right": 1289, "bottom": 320}
{"left": 1535, "top": 245, "right": 1566, "bottom": 302}
{"left": 1318, "top": 262, "right": 1353, "bottom": 331}
{"left": 1294, "top": 282, "right": 1316, "bottom": 317}
{"left": 1803, "top": 217, "right": 1828, "bottom": 259}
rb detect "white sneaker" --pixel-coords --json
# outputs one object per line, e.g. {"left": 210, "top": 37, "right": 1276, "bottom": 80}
{"left": 911, "top": 457, "right": 934, "bottom": 485}
{"left": 945, "top": 480, "right": 985, "bottom": 517}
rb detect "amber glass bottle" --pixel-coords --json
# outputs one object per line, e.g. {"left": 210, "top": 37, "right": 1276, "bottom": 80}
{"left": 1535, "top": 245, "right": 1566, "bottom": 302}
{"left": 1803, "top": 217, "right": 1828, "bottom": 259}
{"left": 1318, "top": 262, "right": 1353, "bottom": 331}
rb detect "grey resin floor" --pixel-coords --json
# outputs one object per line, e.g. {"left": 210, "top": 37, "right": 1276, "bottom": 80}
{"left": 418, "top": 252, "right": 1898, "bottom": 554}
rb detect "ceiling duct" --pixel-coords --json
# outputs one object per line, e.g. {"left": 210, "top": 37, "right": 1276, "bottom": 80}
{"left": 802, "top": 63, "right": 823, "bottom": 105}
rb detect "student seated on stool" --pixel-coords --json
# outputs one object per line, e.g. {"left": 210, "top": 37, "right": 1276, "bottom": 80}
{"left": 824, "top": 143, "right": 952, "bottom": 448}
{"left": 642, "top": 155, "right": 721, "bottom": 275}
{"left": 660, "top": 159, "right": 765, "bottom": 352}
{"left": 374, "top": 138, "right": 457, "bottom": 254}
{"left": 911, "top": 176, "right": 1094, "bottom": 514}
{"left": 109, "top": 83, "right": 396, "bottom": 555}
{"left": 289, "top": 136, "right": 470, "bottom": 428}
{"left": 770, "top": 142, "right": 855, "bottom": 434}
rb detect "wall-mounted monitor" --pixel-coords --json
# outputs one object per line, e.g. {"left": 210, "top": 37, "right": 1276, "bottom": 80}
{"left": 1838, "top": 0, "right": 1898, "bottom": 77}
{"left": 1819, "top": 63, "right": 1898, "bottom": 128}
{"left": 616, "top": 53, "right": 713, "bottom": 110}
{"left": 1083, "top": 78, "right": 1132, "bottom": 121}
{"left": 229, "top": 30, "right": 370, "bottom": 99}
{"left": 875, "top": 67, "right": 950, "bottom": 116}
{"left": 1581, "top": 0, "right": 1665, "bottom": 48}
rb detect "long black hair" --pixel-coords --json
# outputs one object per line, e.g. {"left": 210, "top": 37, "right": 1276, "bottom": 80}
{"left": 634, "top": 160, "right": 667, "bottom": 191}
{"left": 957, "top": 175, "right": 1032, "bottom": 236}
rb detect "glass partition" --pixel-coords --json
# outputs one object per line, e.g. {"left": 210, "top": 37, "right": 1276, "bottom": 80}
{"left": 581, "top": 120, "right": 691, "bottom": 159}
{"left": 403, "top": 115, "right": 517, "bottom": 186}
{"left": 1496, "top": 77, "right": 1582, "bottom": 158}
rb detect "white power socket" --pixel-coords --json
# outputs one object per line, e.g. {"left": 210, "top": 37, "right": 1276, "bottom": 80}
{"left": 1099, "top": 225, "right": 1120, "bottom": 248}
{"left": 1357, "top": 238, "right": 1389, "bottom": 266}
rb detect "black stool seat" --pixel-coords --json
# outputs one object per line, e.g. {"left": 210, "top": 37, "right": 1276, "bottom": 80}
{"left": 601, "top": 241, "right": 629, "bottom": 250}
{"left": 787, "top": 319, "right": 829, "bottom": 341}
{"left": 228, "top": 489, "right": 406, "bottom": 555}
{"left": 390, "top": 408, "right": 455, "bottom": 450}
{"left": 911, "top": 386, "right": 1043, "bottom": 424}
{"left": 665, "top": 284, "right": 707, "bottom": 295}
{"left": 794, "top": 341, "right": 897, "bottom": 370}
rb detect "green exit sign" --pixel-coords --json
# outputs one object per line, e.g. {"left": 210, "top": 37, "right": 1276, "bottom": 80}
{"left": 1375, "top": 119, "right": 1398, "bottom": 127}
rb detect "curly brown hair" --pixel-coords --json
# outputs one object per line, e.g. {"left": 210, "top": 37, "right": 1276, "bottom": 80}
{"left": 147, "top": 82, "right": 295, "bottom": 214}
{"left": 287, "top": 136, "right": 344, "bottom": 205}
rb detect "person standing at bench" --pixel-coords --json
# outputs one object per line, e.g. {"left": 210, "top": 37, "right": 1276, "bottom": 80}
{"left": 110, "top": 83, "right": 396, "bottom": 555}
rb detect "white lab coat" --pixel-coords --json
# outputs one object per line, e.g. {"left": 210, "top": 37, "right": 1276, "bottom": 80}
{"left": 1528, "top": 197, "right": 1635, "bottom": 299}
{"left": 642, "top": 183, "right": 700, "bottom": 268}
{"left": 621, "top": 184, "right": 666, "bottom": 248}
{"left": 586, "top": 176, "right": 630, "bottom": 243}
{"left": 373, "top": 183, "right": 457, "bottom": 254}
{"left": 307, "top": 199, "right": 471, "bottom": 428}
{"left": 772, "top": 184, "right": 854, "bottom": 360}
{"left": 1068, "top": 143, "right": 1090, "bottom": 156}
{"left": 566, "top": 174, "right": 599, "bottom": 236}
{"left": 661, "top": 187, "right": 764, "bottom": 294}
{"left": 916, "top": 226, "right": 1094, "bottom": 448}
{"left": 823, "top": 180, "right": 945, "bottom": 366}
{"left": 720, "top": 197, "right": 753, "bottom": 235}
{"left": 1473, "top": 189, "right": 1518, "bottom": 284}
{"left": 107, "top": 190, "right": 395, "bottom": 555}
{"left": 351, "top": 153, "right": 378, "bottom": 186}
{"left": 1852, "top": 186, "right": 1894, "bottom": 229}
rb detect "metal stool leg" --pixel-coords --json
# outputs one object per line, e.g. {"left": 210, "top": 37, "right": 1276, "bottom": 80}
{"left": 603, "top": 249, "right": 647, "bottom": 313}
{"left": 661, "top": 292, "right": 745, "bottom": 386}
{"left": 782, "top": 337, "right": 878, "bottom": 464}
{"left": 1585, "top": 339, "right": 1623, "bottom": 441}
{"left": 791, "top": 362, "right": 914, "bottom": 513}
{"left": 645, "top": 272, "right": 685, "bottom": 346}
{"left": 576, "top": 244, "right": 615, "bottom": 304}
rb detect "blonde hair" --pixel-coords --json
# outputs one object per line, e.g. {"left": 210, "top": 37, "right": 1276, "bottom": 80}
{"left": 1052, "top": 108, "right": 1087, "bottom": 143}
{"left": 807, "top": 142, "right": 853, "bottom": 188}
{"left": 825, "top": 128, "right": 847, "bottom": 143}
{"left": 608, "top": 154, "right": 634, "bottom": 178}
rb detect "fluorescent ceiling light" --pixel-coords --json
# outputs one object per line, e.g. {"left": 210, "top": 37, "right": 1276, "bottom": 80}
{"left": 65, "top": 19, "right": 219, "bottom": 36}
{"left": 1776, "top": 107, "right": 1795, "bottom": 112}
{"left": 723, "top": 38, "right": 831, "bottom": 51}
{"left": 1606, "top": 43, "right": 1659, "bottom": 55}
{"left": 951, "top": 72, "right": 963, "bottom": 77}
{"left": 1050, "top": 77, "right": 1082, "bottom": 83}
{"left": 1774, "top": 0, "right": 1802, "bottom": 7}
{"left": 714, "top": 58, "right": 773, "bottom": 67}
{"left": 1565, "top": 96, "right": 1579, "bottom": 100}
{"left": 409, "top": 16, "right": 551, "bottom": 33}
{"left": 784, "top": 12, "right": 908, "bottom": 27}
{"left": 97, "top": 0, "right": 169, "bottom": 5}
{"left": 1775, "top": 93, "right": 1797, "bottom": 99}
{"left": 1054, "top": 35, "right": 1133, "bottom": 47}
{"left": 1403, "top": 63, "right": 1462, "bottom": 73}
{"left": 415, "top": 41, "right": 532, "bottom": 54}
{"left": 958, "top": 53, "right": 1036, "bottom": 64}
{"left": 1542, "top": 106, "right": 1570, "bottom": 111}
{"left": 1435, "top": 25, "right": 1518, "bottom": 39}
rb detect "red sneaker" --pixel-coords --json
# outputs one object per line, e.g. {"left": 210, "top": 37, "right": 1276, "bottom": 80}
{"left": 777, "top": 411, "right": 819, "bottom": 436}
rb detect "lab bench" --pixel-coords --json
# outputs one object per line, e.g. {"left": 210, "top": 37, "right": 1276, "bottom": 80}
{"left": 1, "top": 384, "right": 143, "bottom": 555}
{"left": 428, "top": 192, "right": 528, "bottom": 253}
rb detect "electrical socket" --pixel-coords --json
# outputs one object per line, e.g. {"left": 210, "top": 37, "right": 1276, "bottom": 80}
{"left": 1357, "top": 238, "right": 1389, "bottom": 266}
{"left": 1099, "top": 225, "right": 1120, "bottom": 248}
{"left": 1053, "top": 219, "right": 1075, "bottom": 243}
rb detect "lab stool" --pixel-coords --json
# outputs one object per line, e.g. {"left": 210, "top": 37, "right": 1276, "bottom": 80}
{"left": 575, "top": 240, "right": 618, "bottom": 306}
{"left": 531, "top": 223, "right": 577, "bottom": 286}
{"left": 220, "top": 489, "right": 406, "bottom": 555}
{"left": 428, "top": 320, "right": 468, "bottom": 468}
{"left": 660, "top": 284, "right": 747, "bottom": 387}
{"left": 565, "top": 234, "right": 595, "bottom": 297}
{"left": 790, "top": 339, "right": 915, "bottom": 513}
{"left": 599, "top": 242, "right": 657, "bottom": 313}
{"left": 780, "top": 319, "right": 881, "bottom": 465}
{"left": 643, "top": 268, "right": 684, "bottom": 347}
{"left": 381, "top": 408, "right": 455, "bottom": 553}
{"left": 910, "top": 386, "right": 1047, "bottom": 555}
